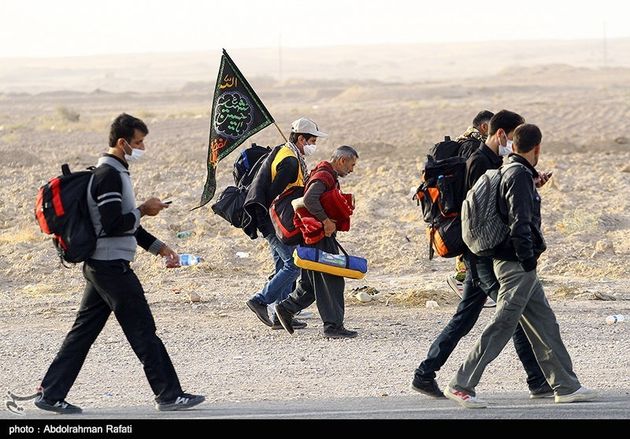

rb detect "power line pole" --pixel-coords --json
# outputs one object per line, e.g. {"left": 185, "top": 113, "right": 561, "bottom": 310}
{"left": 278, "top": 32, "right": 283, "bottom": 83}
{"left": 602, "top": 21, "right": 608, "bottom": 68}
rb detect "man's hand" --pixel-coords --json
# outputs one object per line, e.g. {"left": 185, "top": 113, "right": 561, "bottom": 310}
{"left": 322, "top": 218, "right": 337, "bottom": 237}
{"left": 534, "top": 171, "right": 552, "bottom": 188}
{"left": 139, "top": 197, "right": 170, "bottom": 217}
{"left": 159, "top": 245, "right": 180, "bottom": 268}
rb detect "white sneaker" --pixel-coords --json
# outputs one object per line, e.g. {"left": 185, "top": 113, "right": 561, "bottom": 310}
{"left": 483, "top": 296, "right": 497, "bottom": 308}
{"left": 446, "top": 276, "right": 464, "bottom": 299}
{"left": 444, "top": 386, "right": 488, "bottom": 409}
{"left": 555, "top": 386, "right": 598, "bottom": 403}
{"left": 447, "top": 276, "right": 497, "bottom": 308}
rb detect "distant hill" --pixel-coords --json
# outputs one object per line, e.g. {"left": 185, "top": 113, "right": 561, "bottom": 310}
{"left": 1, "top": 38, "right": 629, "bottom": 93}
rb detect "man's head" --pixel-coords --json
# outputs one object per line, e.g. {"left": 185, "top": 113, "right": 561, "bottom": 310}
{"left": 513, "top": 123, "right": 542, "bottom": 167}
{"left": 330, "top": 145, "right": 359, "bottom": 177}
{"left": 473, "top": 110, "right": 494, "bottom": 138}
{"left": 288, "top": 117, "right": 328, "bottom": 156}
{"left": 109, "top": 113, "right": 148, "bottom": 162}
{"left": 487, "top": 110, "right": 525, "bottom": 156}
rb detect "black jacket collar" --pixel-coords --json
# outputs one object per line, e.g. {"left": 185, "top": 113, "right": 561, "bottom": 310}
{"left": 480, "top": 143, "right": 503, "bottom": 167}
{"left": 506, "top": 153, "right": 539, "bottom": 178}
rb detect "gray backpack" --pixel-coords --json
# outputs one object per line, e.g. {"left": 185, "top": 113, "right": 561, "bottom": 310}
{"left": 461, "top": 163, "right": 522, "bottom": 256}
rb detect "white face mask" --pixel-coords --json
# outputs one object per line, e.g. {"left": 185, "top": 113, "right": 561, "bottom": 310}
{"left": 303, "top": 143, "right": 317, "bottom": 156}
{"left": 499, "top": 138, "right": 513, "bottom": 157}
{"left": 124, "top": 142, "right": 145, "bottom": 162}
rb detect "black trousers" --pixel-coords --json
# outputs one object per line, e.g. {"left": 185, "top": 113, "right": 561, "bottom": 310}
{"left": 414, "top": 252, "right": 548, "bottom": 391}
{"left": 40, "top": 259, "right": 182, "bottom": 403}
{"left": 280, "top": 237, "right": 345, "bottom": 330}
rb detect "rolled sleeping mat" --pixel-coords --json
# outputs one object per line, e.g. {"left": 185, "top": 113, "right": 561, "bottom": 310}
{"left": 293, "top": 244, "right": 368, "bottom": 279}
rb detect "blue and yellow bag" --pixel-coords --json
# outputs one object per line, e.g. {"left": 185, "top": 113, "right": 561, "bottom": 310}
{"left": 293, "top": 240, "right": 368, "bottom": 279}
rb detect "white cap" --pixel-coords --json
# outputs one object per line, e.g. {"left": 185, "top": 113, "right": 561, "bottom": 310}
{"left": 290, "top": 117, "right": 328, "bottom": 138}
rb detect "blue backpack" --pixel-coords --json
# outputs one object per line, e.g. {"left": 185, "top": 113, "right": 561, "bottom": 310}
{"left": 232, "top": 143, "right": 271, "bottom": 189}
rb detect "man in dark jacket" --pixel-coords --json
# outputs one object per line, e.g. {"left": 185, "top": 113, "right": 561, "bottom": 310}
{"left": 456, "top": 110, "right": 494, "bottom": 159}
{"left": 275, "top": 146, "right": 359, "bottom": 339}
{"left": 412, "top": 110, "right": 550, "bottom": 400}
{"left": 244, "top": 118, "right": 327, "bottom": 330}
{"left": 35, "top": 113, "right": 204, "bottom": 414}
{"left": 444, "top": 124, "right": 597, "bottom": 408}
{"left": 449, "top": 110, "right": 494, "bottom": 300}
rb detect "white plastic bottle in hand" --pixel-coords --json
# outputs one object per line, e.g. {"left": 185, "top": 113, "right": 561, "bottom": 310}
{"left": 179, "top": 254, "right": 202, "bottom": 266}
{"left": 605, "top": 315, "right": 626, "bottom": 324}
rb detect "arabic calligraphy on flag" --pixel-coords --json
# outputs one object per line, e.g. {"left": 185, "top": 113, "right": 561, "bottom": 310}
{"left": 197, "top": 49, "right": 274, "bottom": 208}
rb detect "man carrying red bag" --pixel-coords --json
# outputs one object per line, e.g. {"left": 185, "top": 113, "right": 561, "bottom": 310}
{"left": 275, "top": 146, "right": 360, "bottom": 339}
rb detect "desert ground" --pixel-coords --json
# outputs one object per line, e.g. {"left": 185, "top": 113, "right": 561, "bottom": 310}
{"left": 0, "top": 42, "right": 629, "bottom": 414}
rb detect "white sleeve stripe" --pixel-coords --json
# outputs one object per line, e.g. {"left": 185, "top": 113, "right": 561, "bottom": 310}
{"left": 97, "top": 192, "right": 122, "bottom": 200}
{"left": 97, "top": 198, "right": 122, "bottom": 207}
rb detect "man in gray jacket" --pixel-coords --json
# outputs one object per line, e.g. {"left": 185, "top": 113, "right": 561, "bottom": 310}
{"left": 35, "top": 113, "right": 204, "bottom": 414}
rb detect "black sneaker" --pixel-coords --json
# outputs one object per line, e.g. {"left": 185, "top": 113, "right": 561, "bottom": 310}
{"left": 246, "top": 298, "right": 273, "bottom": 327}
{"left": 155, "top": 393, "right": 205, "bottom": 411}
{"left": 275, "top": 303, "right": 294, "bottom": 334}
{"left": 323, "top": 326, "right": 358, "bottom": 339}
{"left": 529, "top": 382, "right": 554, "bottom": 399}
{"left": 272, "top": 317, "right": 307, "bottom": 330}
{"left": 411, "top": 378, "right": 445, "bottom": 398}
{"left": 34, "top": 395, "right": 82, "bottom": 414}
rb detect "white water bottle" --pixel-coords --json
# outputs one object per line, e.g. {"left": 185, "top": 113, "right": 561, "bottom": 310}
{"left": 179, "top": 254, "right": 202, "bottom": 266}
{"left": 605, "top": 315, "right": 626, "bottom": 324}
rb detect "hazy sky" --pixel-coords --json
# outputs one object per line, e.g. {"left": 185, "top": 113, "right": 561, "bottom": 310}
{"left": 1, "top": 0, "right": 629, "bottom": 58}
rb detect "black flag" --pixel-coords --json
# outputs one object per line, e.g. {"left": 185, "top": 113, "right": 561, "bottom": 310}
{"left": 196, "top": 49, "right": 274, "bottom": 208}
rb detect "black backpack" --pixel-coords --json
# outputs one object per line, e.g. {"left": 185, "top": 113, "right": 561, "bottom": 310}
{"left": 35, "top": 164, "right": 97, "bottom": 264}
{"left": 413, "top": 155, "right": 467, "bottom": 259}
{"left": 428, "top": 136, "right": 463, "bottom": 161}
{"left": 429, "top": 135, "right": 482, "bottom": 161}
{"left": 212, "top": 143, "right": 272, "bottom": 228}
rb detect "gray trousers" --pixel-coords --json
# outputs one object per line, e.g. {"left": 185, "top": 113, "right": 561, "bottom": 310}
{"left": 279, "top": 236, "right": 345, "bottom": 330}
{"left": 450, "top": 259, "right": 581, "bottom": 396}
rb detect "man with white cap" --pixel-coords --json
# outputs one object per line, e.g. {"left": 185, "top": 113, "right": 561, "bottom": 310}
{"left": 244, "top": 117, "right": 327, "bottom": 329}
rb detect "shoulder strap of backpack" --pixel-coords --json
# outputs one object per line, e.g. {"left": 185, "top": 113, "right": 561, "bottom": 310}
{"left": 86, "top": 173, "right": 105, "bottom": 238}
{"left": 496, "top": 162, "right": 527, "bottom": 220}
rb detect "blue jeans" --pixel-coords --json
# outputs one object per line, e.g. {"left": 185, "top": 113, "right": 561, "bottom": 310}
{"left": 253, "top": 234, "right": 300, "bottom": 306}
{"left": 414, "top": 252, "right": 547, "bottom": 390}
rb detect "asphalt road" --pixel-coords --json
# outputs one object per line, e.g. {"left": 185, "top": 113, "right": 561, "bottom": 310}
{"left": 4, "top": 391, "right": 629, "bottom": 420}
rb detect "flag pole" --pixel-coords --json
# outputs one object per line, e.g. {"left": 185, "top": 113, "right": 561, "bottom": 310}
{"left": 274, "top": 121, "right": 288, "bottom": 142}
